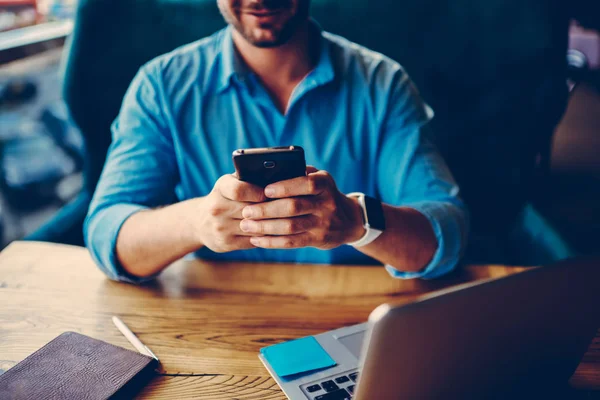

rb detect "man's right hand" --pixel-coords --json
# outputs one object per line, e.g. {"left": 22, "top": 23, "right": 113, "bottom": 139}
{"left": 114, "top": 173, "right": 267, "bottom": 279}
{"left": 196, "top": 174, "right": 267, "bottom": 253}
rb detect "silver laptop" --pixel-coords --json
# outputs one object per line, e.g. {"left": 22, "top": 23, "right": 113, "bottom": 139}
{"left": 259, "top": 257, "right": 600, "bottom": 399}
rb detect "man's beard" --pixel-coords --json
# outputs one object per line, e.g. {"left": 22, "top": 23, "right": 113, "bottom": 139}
{"left": 219, "top": 0, "right": 310, "bottom": 48}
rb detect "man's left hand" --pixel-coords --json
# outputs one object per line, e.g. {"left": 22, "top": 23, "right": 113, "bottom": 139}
{"left": 240, "top": 167, "right": 366, "bottom": 249}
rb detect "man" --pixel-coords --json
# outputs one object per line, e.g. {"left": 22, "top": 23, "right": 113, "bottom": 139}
{"left": 85, "top": 0, "right": 469, "bottom": 283}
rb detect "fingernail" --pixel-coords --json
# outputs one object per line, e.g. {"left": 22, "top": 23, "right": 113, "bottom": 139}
{"left": 250, "top": 237, "right": 260, "bottom": 246}
{"left": 242, "top": 207, "right": 253, "bottom": 218}
{"left": 264, "top": 186, "right": 275, "bottom": 197}
{"left": 240, "top": 220, "right": 252, "bottom": 232}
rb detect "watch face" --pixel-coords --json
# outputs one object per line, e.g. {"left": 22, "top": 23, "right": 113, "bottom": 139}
{"left": 364, "top": 195, "right": 386, "bottom": 231}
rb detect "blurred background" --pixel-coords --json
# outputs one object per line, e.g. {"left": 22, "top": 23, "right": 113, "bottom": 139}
{"left": 0, "top": 0, "right": 80, "bottom": 247}
{"left": 0, "top": 0, "right": 598, "bottom": 264}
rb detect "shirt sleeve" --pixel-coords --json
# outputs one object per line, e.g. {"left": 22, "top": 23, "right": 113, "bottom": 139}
{"left": 377, "top": 72, "right": 469, "bottom": 280}
{"left": 84, "top": 64, "right": 179, "bottom": 283}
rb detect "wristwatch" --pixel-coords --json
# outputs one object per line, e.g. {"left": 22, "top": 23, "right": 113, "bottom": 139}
{"left": 346, "top": 192, "right": 386, "bottom": 248}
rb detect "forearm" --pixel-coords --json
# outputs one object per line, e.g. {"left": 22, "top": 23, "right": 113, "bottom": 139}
{"left": 353, "top": 203, "right": 438, "bottom": 273}
{"left": 116, "top": 198, "right": 205, "bottom": 278}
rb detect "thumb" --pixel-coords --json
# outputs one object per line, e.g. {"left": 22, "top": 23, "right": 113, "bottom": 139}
{"left": 306, "top": 165, "right": 319, "bottom": 175}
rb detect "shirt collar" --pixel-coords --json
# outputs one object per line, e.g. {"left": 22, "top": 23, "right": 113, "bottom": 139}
{"left": 216, "top": 19, "right": 335, "bottom": 94}
{"left": 306, "top": 20, "right": 335, "bottom": 89}
{"left": 216, "top": 26, "right": 247, "bottom": 92}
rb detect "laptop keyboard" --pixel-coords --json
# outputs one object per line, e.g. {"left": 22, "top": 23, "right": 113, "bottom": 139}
{"left": 314, "top": 389, "right": 351, "bottom": 400}
{"left": 321, "top": 380, "right": 339, "bottom": 392}
{"left": 302, "top": 370, "right": 358, "bottom": 399}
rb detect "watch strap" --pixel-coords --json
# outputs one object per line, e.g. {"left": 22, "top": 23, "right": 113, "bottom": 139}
{"left": 346, "top": 192, "right": 384, "bottom": 248}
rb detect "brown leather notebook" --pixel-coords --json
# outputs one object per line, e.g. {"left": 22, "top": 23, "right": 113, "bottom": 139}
{"left": 0, "top": 331, "right": 158, "bottom": 400}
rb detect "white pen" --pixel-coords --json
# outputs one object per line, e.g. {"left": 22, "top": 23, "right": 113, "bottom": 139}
{"left": 112, "top": 316, "right": 159, "bottom": 362}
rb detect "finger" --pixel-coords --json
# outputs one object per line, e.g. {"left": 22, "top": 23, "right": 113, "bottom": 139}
{"left": 227, "top": 236, "right": 257, "bottom": 251}
{"left": 218, "top": 174, "right": 266, "bottom": 202}
{"left": 232, "top": 220, "right": 262, "bottom": 236}
{"left": 206, "top": 197, "right": 248, "bottom": 220}
{"left": 242, "top": 197, "right": 317, "bottom": 219}
{"left": 240, "top": 216, "right": 316, "bottom": 235}
{"left": 250, "top": 233, "right": 313, "bottom": 249}
{"left": 264, "top": 170, "right": 331, "bottom": 199}
{"left": 306, "top": 165, "right": 319, "bottom": 174}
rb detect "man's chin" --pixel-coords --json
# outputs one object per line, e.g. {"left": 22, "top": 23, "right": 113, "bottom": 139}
{"left": 244, "top": 29, "right": 290, "bottom": 48}
{"left": 249, "top": 38, "right": 287, "bottom": 48}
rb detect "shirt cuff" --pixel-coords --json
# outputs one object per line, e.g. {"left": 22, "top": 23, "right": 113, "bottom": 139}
{"left": 385, "top": 200, "right": 467, "bottom": 280}
{"left": 85, "top": 203, "right": 157, "bottom": 284}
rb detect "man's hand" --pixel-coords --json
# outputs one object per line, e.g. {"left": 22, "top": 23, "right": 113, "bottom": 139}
{"left": 240, "top": 167, "right": 365, "bottom": 249}
{"left": 197, "top": 174, "right": 266, "bottom": 253}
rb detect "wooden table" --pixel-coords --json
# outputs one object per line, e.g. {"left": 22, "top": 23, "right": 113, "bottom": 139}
{"left": 1, "top": 242, "right": 598, "bottom": 399}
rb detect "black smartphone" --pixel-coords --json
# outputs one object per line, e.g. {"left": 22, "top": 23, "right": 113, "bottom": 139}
{"left": 232, "top": 146, "right": 306, "bottom": 187}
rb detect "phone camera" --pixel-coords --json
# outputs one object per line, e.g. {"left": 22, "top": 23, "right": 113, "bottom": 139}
{"left": 264, "top": 161, "right": 276, "bottom": 169}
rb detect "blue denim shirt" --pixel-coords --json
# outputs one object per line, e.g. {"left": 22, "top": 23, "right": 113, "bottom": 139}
{"left": 85, "top": 23, "right": 469, "bottom": 283}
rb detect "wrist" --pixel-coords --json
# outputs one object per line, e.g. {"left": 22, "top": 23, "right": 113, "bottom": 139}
{"left": 180, "top": 197, "right": 207, "bottom": 248}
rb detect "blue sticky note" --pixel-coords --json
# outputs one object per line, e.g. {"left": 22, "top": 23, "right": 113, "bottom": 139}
{"left": 260, "top": 336, "right": 337, "bottom": 377}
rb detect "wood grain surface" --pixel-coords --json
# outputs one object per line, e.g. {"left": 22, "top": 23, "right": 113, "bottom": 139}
{"left": 0, "top": 241, "right": 598, "bottom": 399}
